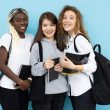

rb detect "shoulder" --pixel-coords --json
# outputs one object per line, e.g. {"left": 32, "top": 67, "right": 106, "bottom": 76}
{"left": 76, "top": 34, "right": 88, "bottom": 44}
{"left": 25, "top": 33, "right": 34, "bottom": 41}
{"left": 0, "top": 33, "right": 12, "bottom": 51}
{"left": 75, "top": 34, "right": 92, "bottom": 53}
{"left": 0, "top": 33, "right": 11, "bottom": 41}
{"left": 31, "top": 42, "right": 39, "bottom": 51}
{"left": 25, "top": 33, "right": 34, "bottom": 37}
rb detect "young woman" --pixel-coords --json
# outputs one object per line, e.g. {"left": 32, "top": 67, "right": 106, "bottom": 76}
{"left": 0, "top": 8, "right": 33, "bottom": 110}
{"left": 30, "top": 12, "right": 68, "bottom": 110}
{"left": 57, "top": 5, "right": 97, "bottom": 110}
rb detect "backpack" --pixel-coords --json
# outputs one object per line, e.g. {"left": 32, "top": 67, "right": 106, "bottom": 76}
{"left": 90, "top": 44, "right": 110, "bottom": 105}
{"left": 74, "top": 35, "right": 110, "bottom": 105}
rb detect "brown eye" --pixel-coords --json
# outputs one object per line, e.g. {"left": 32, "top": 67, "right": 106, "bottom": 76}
{"left": 63, "top": 16, "right": 67, "bottom": 19}
{"left": 51, "top": 24, "right": 55, "bottom": 26}
{"left": 42, "top": 24, "right": 47, "bottom": 27}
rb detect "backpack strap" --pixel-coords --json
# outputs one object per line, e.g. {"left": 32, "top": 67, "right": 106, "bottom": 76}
{"left": 74, "top": 35, "right": 79, "bottom": 52}
{"left": 93, "top": 44, "right": 101, "bottom": 54}
{"left": 6, "top": 33, "right": 12, "bottom": 65}
{"left": 74, "top": 34, "right": 89, "bottom": 53}
{"left": 38, "top": 41, "right": 43, "bottom": 62}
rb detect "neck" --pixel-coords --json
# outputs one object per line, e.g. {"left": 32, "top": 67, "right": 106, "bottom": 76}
{"left": 18, "top": 33, "right": 25, "bottom": 38}
{"left": 46, "top": 37, "right": 54, "bottom": 42}
{"left": 68, "top": 32, "right": 75, "bottom": 37}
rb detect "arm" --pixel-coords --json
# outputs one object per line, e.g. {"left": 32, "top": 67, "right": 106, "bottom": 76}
{"left": 31, "top": 43, "right": 47, "bottom": 76}
{"left": 0, "top": 47, "right": 30, "bottom": 90}
{"left": 60, "top": 35, "right": 97, "bottom": 75}
{"left": 74, "top": 35, "right": 97, "bottom": 75}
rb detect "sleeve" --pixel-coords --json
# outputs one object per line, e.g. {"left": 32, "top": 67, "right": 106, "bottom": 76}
{"left": 75, "top": 35, "right": 97, "bottom": 75}
{"left": 0, "top": 33, "right": 11, "bottom": 52}
{"left": 30, "top": 43, "right": 47, "bottom": 76}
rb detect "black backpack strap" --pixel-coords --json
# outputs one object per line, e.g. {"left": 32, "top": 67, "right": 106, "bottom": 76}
{"left": 37, "top": 41, "right": 43, "bottom": 62}
{"left": 6, "top": 33, "right": 12, "bottom": 65}
{"left": 74, "top": 34, "right": 89, "bottom": 53}
{"left": 93, "top": 44, "right": 101, "bottom": 54}
{"left": 74, "top": 35, "right": 79, "bottom": 52}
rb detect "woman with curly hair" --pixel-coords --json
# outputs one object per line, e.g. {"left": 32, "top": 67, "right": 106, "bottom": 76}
{"left": 57, "top": 5, "right": 97, "bottom": 110}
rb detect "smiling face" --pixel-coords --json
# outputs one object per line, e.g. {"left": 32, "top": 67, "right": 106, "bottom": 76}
{"left": 10, "top": 12, "right": 28, "bottom": 35}
{"left": 62, "top": 10, "right": 77, "bottom": 35}
{"left": 42, "top": 18, "right": 56, "bottom": 41}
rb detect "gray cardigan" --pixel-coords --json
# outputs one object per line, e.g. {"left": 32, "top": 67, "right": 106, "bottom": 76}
{"left": 31, "top": 38, "right": 68, "bottom": 94}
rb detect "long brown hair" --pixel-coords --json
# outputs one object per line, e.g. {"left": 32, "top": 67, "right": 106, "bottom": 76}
{"left": 33, "top": 12, "right": 58, "bottom": 45}
{"left": 57, "top": 5, "right": 89, "bottom": 51}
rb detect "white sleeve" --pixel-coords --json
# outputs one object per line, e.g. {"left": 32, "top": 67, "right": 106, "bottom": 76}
{"left": 30, "top": 43, "right": 47, "bottom": 76}
{"left": 0, "top": 33, "right": 12, "bottom": 51}
{"left": 75, "top": 35, "right": 97, "bottom": 75}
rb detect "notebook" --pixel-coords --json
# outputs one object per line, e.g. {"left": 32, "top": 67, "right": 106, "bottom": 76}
{"left": 19, "top": 65, "right": 31, "bottom": 80}
{"left": 16, "top": 65, "right": 31, "bottom": 87}
{"left": 48, "top": 58, "right": 59, "bottom": 82}
{"left": 63, "top": 52, "right": 90, "bottom": 75}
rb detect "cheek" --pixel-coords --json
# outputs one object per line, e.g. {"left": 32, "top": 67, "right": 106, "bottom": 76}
{"left": 25, "top": 21, "right": 28, "bottom": 25}
{"left": 62, "top": 20, "right": 65, "bottom": 26}
{"left": 53, "top": 27, "right": 56, "bottom": 32}
{"left": 42, "top": 26, "right": 46, "bottom": 33}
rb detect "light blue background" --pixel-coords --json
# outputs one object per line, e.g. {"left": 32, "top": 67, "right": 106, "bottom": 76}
{"left": 0, "top": 0, "right": 110, "bottom": 110}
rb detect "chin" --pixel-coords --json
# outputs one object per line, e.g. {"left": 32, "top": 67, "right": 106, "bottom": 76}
{"left": 20, "top": 30, "right": 26, "bottom": 33}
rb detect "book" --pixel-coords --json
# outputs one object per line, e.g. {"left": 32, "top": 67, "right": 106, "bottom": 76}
{"left": 19, "top": 65, "right": 31, "bottom": 80}
{"left": 63, "top": 52, "right": 90, "bottom": 75}
{"left": 48, "top": 57, "right": 59, "bottom": 82}
{"left": 15, "top": 65, "right": 31, "bottom": 87}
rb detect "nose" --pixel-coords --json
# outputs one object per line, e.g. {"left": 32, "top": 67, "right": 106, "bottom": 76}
{"left": 20, "top": 20, "right": 25, "bottom": 25}
{"left": 47, "top": 25, "right": 51, "bottom": 30}
{"left": 65, "top": 19, "right": 70, "bottom": 22}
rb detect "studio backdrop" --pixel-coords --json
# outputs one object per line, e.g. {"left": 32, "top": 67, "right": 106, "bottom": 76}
{"left": 0, "top": 0, "right": 110, "bottom": 110}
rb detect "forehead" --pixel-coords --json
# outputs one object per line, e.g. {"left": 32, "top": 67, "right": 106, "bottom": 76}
{"left": 42, "top": 18, "right": 53, "bottom": 24}
{"left": 13, "top": 12, "right": 28, "bottom": 19}
{"left": 64, "top": 10, "right": 76, "bottom": 17}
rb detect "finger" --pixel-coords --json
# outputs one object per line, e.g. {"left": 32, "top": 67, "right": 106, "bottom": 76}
{"left": 64, "top": 56, "right": 70, "bottom": 61}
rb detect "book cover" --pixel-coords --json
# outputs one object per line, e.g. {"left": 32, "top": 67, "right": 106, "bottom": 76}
{"left": 48, "top": 57, "right": 59, "bottom": 82}
{"left": 19, "top": 65, "right": 31, "bottom": 80}
{"left": 16, "top": 65, "right": 31, "bottom": 87}
{"left": 63, "top": 52, "right": 90, "bottom": 74}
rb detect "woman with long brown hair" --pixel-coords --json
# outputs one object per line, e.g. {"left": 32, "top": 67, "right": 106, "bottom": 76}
{"left": 30, "top": 12, "right": 68, "bottom": 110}
{"left": 57, "top": 5, "right": 97, "bottom": 110}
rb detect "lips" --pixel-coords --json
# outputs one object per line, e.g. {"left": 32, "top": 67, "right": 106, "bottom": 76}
{"left": 20, "top": 26, "right": 26, "bottom": 30}
{"left": 45, "top": 31, "right": 53, "bottom": 35}
{"left": 63, "top": 24, "right": 71, "bottom": 27}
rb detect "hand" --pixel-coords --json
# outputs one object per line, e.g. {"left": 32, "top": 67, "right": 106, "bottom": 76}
{"left": 60, "top": 56, "right": 76, "bottom": 70}
{"left": 54, "top": 63, "right": 63, "bottom": 73}
{"left": 18, "top": 80, "right": 30, "bottom": 91}
{"left": 43, "top": 59, "right": 54, "bottom": 69}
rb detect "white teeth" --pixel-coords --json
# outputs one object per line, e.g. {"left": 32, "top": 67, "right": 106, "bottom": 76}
{"left": 20, "top": 27, "right": 25, "bottom": 29}
{"left": 64, "top": 24, "right": 71, "bottom": 27}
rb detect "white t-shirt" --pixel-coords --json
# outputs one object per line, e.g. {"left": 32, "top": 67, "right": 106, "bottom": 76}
{"left": 64, "top": 34, "right": 97, "bottom": 96}
{"left": 0, "top": 33, "right": 33, "bottom": 89}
